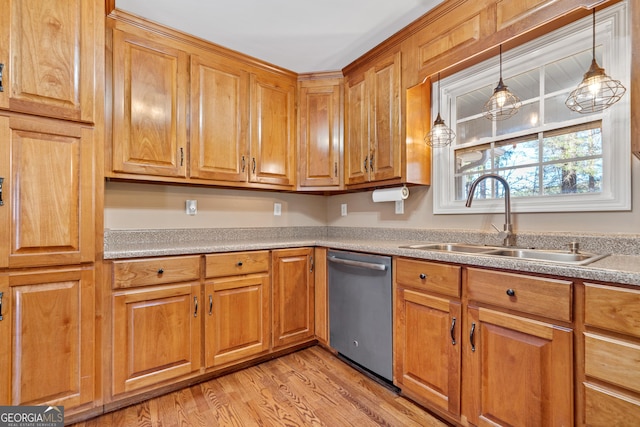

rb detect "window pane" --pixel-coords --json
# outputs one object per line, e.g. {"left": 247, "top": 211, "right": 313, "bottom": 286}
{"left": 496, "top": 101, "right": 540, "bottom": 135}
{"left": 502, "top": 69, "right": 539, "bottom": 101}
{"left": 457, "top": 85, "right": 492, "bottom": 119}
{"left": 495, "top": 138, "right": 540, "bottom": 169}
{"left": 545, "top": 48, "right": 602, "bottom": 94}
{"left": 543, "top": 159, "right": 602, "bottom": 194}
{"left": 503, "top": 167, "right": 541, "bottom": 197}
{"left": 456, "top": 116, "right": 492, "bottom": 143}
{"left": 455, "top": 146, "right": 491, "bottom": 174}
{"left": 544, "top": 93, "right": 588, "bottom": 124}
{"left": 542, "top": 125, "right": 602, "bottom": 161}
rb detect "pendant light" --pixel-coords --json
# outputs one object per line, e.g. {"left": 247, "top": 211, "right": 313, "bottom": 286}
{"left": 425, "top": 73, "right": 455, "bottom": 148}
{"left": 483, "top": 45, "right": 521, "bottom": 121}
{"left": 565, "top": 9, "right": 626, "bottom": 113}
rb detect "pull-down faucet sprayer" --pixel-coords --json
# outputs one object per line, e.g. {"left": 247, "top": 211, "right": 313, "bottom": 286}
{"left": 465, "top": 173, "right": 515, "bottom": 247}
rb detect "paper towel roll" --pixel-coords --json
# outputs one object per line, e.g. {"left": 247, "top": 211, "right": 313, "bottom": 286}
{"left": 372, "top": 186, "right": 409, "bottom": 202}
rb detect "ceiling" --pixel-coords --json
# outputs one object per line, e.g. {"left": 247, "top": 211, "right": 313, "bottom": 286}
{"left": 115, "top": 0, "right": 444, "bottom": 73}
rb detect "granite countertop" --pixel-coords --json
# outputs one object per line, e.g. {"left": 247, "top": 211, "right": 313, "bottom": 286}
{"left": 104, "top": 227, "right": 640, "bottom": 286}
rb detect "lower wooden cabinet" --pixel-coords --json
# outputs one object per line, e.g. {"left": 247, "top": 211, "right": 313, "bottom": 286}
{"left": 462, "top": 307, "right": 573, "bottom": 426}
{"left": 0, "top": 267, "right": 95, "bottom": 408}
{"left": 582, "top": 283, "right": 640, "bottom": 426}
{"left": 272, "top": 248, "right": 315, "bottom": 349}
{"left": 204, "top": 251, "right": 271, "bottom": 368}
{"left": 394, "top": 258, "right": 462, "bottom": 416}
{"left": 112, "top": 282, "right": 201, "bottom": 395}
{"left": 462, "top": 268, "right": 574, "bottom": 426}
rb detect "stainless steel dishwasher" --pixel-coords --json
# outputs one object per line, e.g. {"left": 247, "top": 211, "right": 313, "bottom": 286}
{"left": 327, "top": 249, "right": 392, "bottom": 382}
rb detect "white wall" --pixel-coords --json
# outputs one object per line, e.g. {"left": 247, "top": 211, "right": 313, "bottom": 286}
{"left": 105, "top": 156, "right": 640, "bottom": 234}
{"left": 104, "top": 181, "right": 327, "bottom": 229}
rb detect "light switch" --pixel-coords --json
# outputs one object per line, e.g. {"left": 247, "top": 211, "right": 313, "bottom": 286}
{"left": 186, "top": 200, "right": 197, "bottom": 215}
{"left": 341, "top": 204, "right": 347, "bottom": 216}
{"left": 274, "top": 202, "right": 282, "bottom": 216}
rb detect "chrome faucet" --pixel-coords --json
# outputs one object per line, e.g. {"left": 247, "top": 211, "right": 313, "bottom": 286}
{"left": 465, "top": 173, "right": 515, "bottom": 247}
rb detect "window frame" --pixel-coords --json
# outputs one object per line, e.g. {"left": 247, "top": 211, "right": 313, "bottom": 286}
{"left": 432, "top": 2, "right": 630, "bottom": 215}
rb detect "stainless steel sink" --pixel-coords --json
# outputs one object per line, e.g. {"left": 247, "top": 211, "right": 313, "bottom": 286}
{"left": 400, "top": 243, "right": 497, "bottom": 253}
{"left": 399, "top": 243, "right": 608, "bottom": 265}
{"left": 486, "top": 248, "right": 609, "bottom": 265}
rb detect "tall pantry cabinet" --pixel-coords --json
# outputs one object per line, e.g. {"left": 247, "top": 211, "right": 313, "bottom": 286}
{"left": 0, "top": 0, "right": 102, "bottom": 419}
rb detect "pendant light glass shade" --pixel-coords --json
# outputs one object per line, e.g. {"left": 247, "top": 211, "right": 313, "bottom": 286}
{"left": 565, "top": 9, "right": 626, "bottom": 113}
{"left": 425, "top": 73, "right": 455, "bottom": 148}
{"left": 483, "top": 45, "right": 521, "bottom": 121}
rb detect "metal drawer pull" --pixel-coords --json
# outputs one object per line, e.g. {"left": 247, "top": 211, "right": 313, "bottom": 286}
{"left": 0, "top": 63, "right": 4, "bottom": 92}
{"left": 237, "top": 261, "right": 243, "bottom": 266}
{"left": 209, "top": 295, "right": 213, "bottom": 316}
{"left": 470, "top": 322, "right": 476, "bottom": 352}
{"left": 241, "top": 155, "right": 246, "bottom": 172}
{"left": 0, "top": 292, "right": 3, "bottom": 321}
{"left": 194, "top": 296, "right": 198, "bottom": 317}
{"left": 450, "top": 317, "right": 456, "bottom": 345}
{"left": 327, "top": 256, "right": 387, "bottom": 271}
{"left": 506, "top": 288, "right": 515, "bottom": 297}
{"left": 0, "top": 177, "right": 4, "bottom": 206}
{"left": 157, "top": 268, "right": 164, "bottom": 274}
{"left": 419, "top": 273, "right": 427, "bottom": 280}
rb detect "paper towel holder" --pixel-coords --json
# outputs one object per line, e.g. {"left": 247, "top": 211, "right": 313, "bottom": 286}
{"left": 371, "top": 185, "right": 409, "bottom": 214}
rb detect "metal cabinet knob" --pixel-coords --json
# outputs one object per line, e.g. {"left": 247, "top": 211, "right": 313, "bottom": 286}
{"left": 157, "top": 268, "right": 164, "bottom": 274}
{"left": 237, "top": 261, "right": 243, "bottom": 266}
{"left": 506, "top": 288, "right": 516, "bottom": 297}
{"left": 419, "top": 273, "right": 427, "bottom": 280}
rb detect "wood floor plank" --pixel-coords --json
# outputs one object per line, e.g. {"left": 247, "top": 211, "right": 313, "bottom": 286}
{"left": 70, "top": 346, "right": 448, "bottom": 427}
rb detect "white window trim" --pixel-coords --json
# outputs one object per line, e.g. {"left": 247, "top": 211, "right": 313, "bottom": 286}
{"left": 432, "top": 2, "right": 630, "bottom": 215}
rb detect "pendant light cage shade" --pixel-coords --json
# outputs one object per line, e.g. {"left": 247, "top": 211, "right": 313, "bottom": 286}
{"left": 565, "top": 10, "right": 626, "bottom": 114}
{"left": 483, "top": 45, "right": 521, "bottom": 121}
{"left": 426, "top": 113, "right": 456, "bottom": 148}
{"left": 425, "top": 73, "right": 455, "bottom": 148}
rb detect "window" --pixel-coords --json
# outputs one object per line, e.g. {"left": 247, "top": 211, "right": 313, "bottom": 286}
{"left": 432, "top": 2, "right": 630, "bottom": 214}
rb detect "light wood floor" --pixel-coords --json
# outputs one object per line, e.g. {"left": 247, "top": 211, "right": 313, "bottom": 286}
{"left": 71, "top": 346, "right": 448, "bottom": 426}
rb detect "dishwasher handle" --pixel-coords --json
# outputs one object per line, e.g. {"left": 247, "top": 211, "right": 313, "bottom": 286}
{"left": 327, "top": 255, "right": 387, "bottom": 271}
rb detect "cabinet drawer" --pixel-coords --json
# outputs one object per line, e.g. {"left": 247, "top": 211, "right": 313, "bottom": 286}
{"left": 205, "top": 251, "right": 270, "bottom": 278}
{"left": 585, "top": 283, "right": 640, "bottom": 338}
{"left": 584, "top": 383, "right": 640, "bottom": 427}
{"left": 112, "top": 256, "right": 201, "bottom": 288}
{"left": 395, "top": 258, "right": 461, "bottom": 298}
{"left": 466, "top": 268, "right": 572, "bottom": 322}
{"left": 585, "top": 332, "right": 640, "bottom": 394}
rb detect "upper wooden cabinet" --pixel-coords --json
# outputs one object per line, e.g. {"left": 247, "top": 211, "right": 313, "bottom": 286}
{"left": 249, "top": 72, "right": 296, "bottom": 187}
{"left": 108, "top": 14, "right": 296, "bottom": 189}
{"left": 298, "top": 75, "right": 343, "bottom": 190}
{"left": 190, "top": 53, "right": 249, "bottom": 183}
{"left": 0, "top": 0, "right": 99, "bottom": 123}
{"left": 345, "top": 51, "right": 430, "bottom": 189}
{"left": 110, "top": 25, "right": 188, "bottom": 178}
{"left": 0, "top": 114, "right": 94, "bottom": 269}
{"left": 345, "top": 51, "right": 401, "bottom": 186}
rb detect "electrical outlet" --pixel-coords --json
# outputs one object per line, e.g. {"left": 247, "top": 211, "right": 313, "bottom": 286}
{"left": 395, "top": 200, "right": 404, "bottom": 215}
{"left": 341, "top": 204, "right": 347, "bottom": 216}
{"left": 186, "top": 200, "right": 197, "bottom": 215}
{"left": 274, "top": 202, "right": 282, "bottom": 216}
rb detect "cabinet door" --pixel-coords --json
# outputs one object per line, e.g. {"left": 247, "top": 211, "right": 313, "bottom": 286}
{"left": 111, "top": 28, "right": 188, "bottom": 178}
{"left": 0, "top": 0, "right": 97, "bottom": 122}
{"left": 463, "top": 307, "right": 573, "bottom": 426}
{"left": 395, "top": 288, "right": 461, "bottom": 415}
{"left": 368, "top": 51, "right": 401, "bottom": 182}
{"left": 0, "top": 115, "right": 94, "bottom": 268}
{"left": 4, "top": 267, "right": 94, "bottom": 407}
{"left": 298, "top": 81, "right": 342, "bottom": 188}
{"left": 344, "top": 77, "right": 369, "bottom": 185}
{"left": 249, "top": 72, "right": 296, "bottom": 187}
{"left": 272, "top": 248, "right": 315, "bottom": 348}
{"left": 205, "top": 274, "right": 270, "bottom": 368}
{"left": 190, "top": 54, "right": 249, "bottom": 182}
{"left": 112, "top": 283, "right": 201, "bottom": 395}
